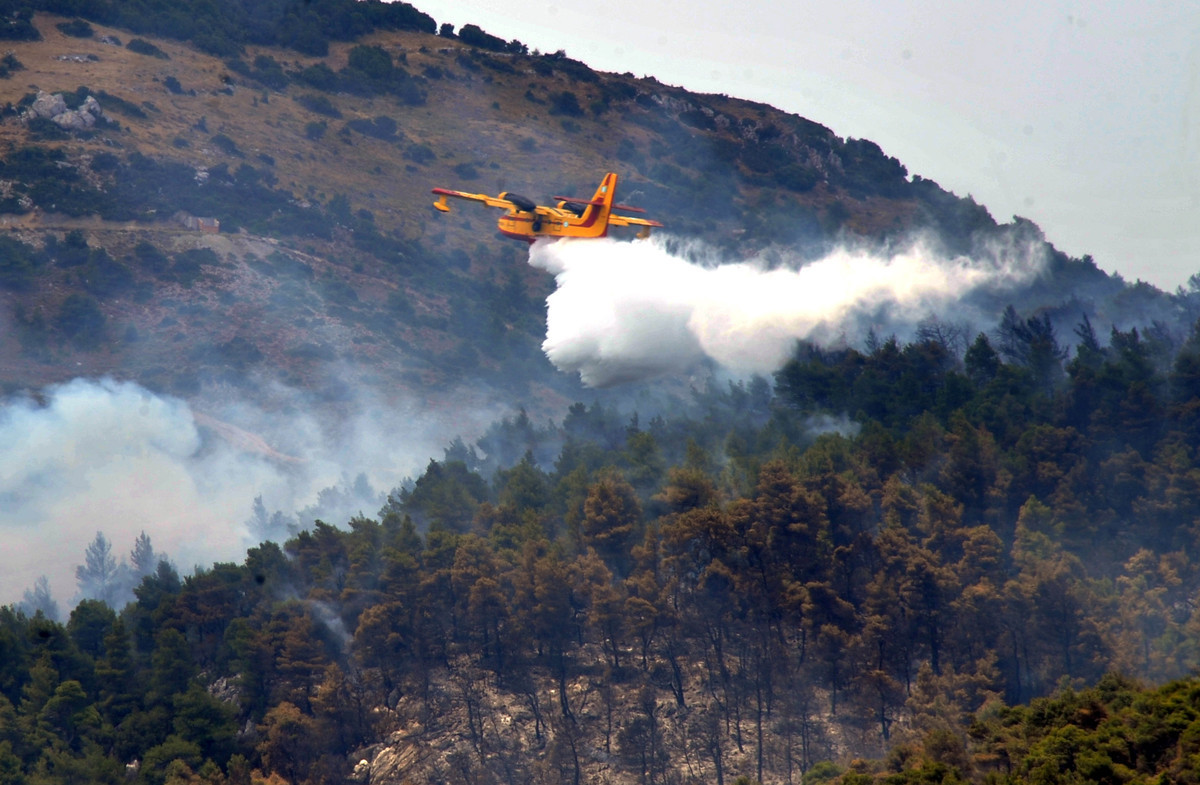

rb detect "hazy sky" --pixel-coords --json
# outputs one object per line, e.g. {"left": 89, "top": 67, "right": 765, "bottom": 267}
{"left": 415, "top": 0, "right": 1200, "bottom": 291}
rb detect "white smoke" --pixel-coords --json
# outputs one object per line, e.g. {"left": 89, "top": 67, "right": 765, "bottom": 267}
{"left": 528, "top": 236, "right": 1042, "bottom": 386}
{"left": 0, "top": 377, "right": 488, "bottom": 609}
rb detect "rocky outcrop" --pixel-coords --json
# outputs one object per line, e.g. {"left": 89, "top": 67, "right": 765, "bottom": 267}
{"left": 22, "top": 89, "right": 109, "bottom": 130}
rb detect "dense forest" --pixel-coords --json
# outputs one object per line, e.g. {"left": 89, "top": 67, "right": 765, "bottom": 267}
{"left": 8, "top": 304, "right": 1200, "bottom": 784}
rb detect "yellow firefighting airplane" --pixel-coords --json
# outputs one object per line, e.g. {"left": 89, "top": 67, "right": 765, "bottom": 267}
{"left": 432, "top": 172, "right": 662, "bottom": 242}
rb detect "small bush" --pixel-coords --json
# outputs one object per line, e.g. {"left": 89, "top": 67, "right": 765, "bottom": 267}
{"left": 404, "top": 143, "right": 436, "bottom": 164}
{"left": 453, "top": 162, "right": 479, "bottom": 180}
{"left": 679, "top": 108, "right": 716, "bottom": 131}
{"left": 549, "top": 90, "right": 583, "bottom": 117}
{"left": 250, "top": 54, "right": 289, "bottom": 90}
{"left": 458, "top": 23, "right": 507, "bottom": 52}
{"left": 134, "top": 241, "right": 170, "bottom": 275}
{"left": 57, "top": 293, "right": 106, "bottom": 347}
{"left": 126, "top": 38, "right": 168, "bottom": 59}
{"left": 293, "top": 63, "right": 338, "bottom": 91}
{"left": 27, "top": 117, "right": 68, "bottom": 140}
{"left": 0, "top": 235, "right": 40, "bottom": 290}
{"left": 0, "top": 53, "right": 23, "bottom": 78}
{"left": 224, "top": 58, "right": 252, "bottom": 77}
{"left": 0, "top": 15, "right": 39, "bottom": 41}
{"left": 347, "top": 44, "right": 393, "bottom": 80}
{"left": 173, "top": 248, "right": 219, "bottom": 286}
{"left": 294, "top": 93, "right": 341, "bottom": 117}
{"left": 210, "top": 133, "right": 244, "bottom": 157}
{"left": 345, "top": 116, "right": 397, "bottom": 140}
{"left": 163, "top": 75, "right": 183, "bottom": 94}
{"left": 83, "top": 249, "right": 133, "bottom": 296}
{"left": 304, "top": 121, "right": 327, "bottom": 140}
{"left": 56, "top": 19, "right": 93, "bottom": 38}
{"left": 776, "top": 164, "right": 819, "bottom": 193}
{"left": 217, "top": 336, "right": 263, "bottom": 369}
{"left": 94, "top": 90, "right": 146, "bottom": 118}
{"left": 545, "top": 52, "right": 597, "bottom": 83}
{"left": 455, "top": 53, "right": 480, "bottom": 72}
{"left": 90, "top": 151, "right": 120, "bottom": 172}
{"left": 478, "top": 54, "right": 516, "bottom": 74}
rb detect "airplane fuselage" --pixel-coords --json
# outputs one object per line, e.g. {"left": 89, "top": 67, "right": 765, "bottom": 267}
{"left": 497, "top": 206, "right": 608, "bottom": 242}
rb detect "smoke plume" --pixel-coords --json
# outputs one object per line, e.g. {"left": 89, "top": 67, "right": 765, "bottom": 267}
{"left": 528, "top": 236, "right": 1043, "bottom": 386}
{"left": 0, "top": 377, "right": 489, "bottom": 610}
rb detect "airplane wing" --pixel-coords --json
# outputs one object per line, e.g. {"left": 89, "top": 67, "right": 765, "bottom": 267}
{"left": 607, "top": 213, "right": 664, "bottom": 238}
{"left": 606, "top": 214, "right": 663, "bottom": 229}
{"left": 432, "top": 187, "right": 521, "bottom": 212}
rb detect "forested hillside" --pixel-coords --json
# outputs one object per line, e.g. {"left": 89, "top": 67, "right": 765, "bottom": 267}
{"left": 3, "top": 2, "right": 1200, "bottom": 785}
{"left": 8, "top": 309, "right": 1200, "bottom": 784}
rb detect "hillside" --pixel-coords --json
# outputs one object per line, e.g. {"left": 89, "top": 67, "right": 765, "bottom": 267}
{"left": 0, "top": 6, "right": 1167, "bottom": 423}
{"left": 7, "top": 5, "right": 1200, "bottom": 785}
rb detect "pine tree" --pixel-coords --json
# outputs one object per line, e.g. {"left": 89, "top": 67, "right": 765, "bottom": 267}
{"left": 75, "top": 532, "right": 120, "bottom": 608}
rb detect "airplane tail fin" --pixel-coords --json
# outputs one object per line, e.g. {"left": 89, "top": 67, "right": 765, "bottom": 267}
{"left": 578, "top": 172, "right": 618, "bottom": 237}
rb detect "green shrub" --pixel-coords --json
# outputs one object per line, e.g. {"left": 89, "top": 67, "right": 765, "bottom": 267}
{"left": 94, "top": 89, "right": 146, "bottom": 118}
{"left": 0, "top": 53, "right": 23, "bottom": 78}
{"left": 294, "top": 93, "right": 341, "bottom": 117}
{"left": 776, "top": 164, "right": 819, "bottom": 193}
{"left": 217, "top": 336, "right": 263, "bottom": 369}
{"left": 0, "top": 14, "right": 38, "bottom": 42}
{"left": 293, "top": 63, "right": 338, "bottom": 91}
{"left": 225, "top": 58, "right": 252, "bottom": 77}
{"left": 250, "top": 54, "right": 289, "bottom": 90}
{"left": 173, "top": 248, "right": 219, "bottom": 286}
{"left": 134, "top": 241, "right": 171, "bottom": 275}
{"left": 404, "top": 143, "right": 436, "bottom": 164}
{"left": 56, "top": 19, "right": 93, "bottom": 38}
{"left": 458, "top": 23, "right": 507, "bottom": 52}
{"left": 549, "top": 90, "right": 583, "bottom": 117}
{"left": 304, "top": 121, "right": 327, "bottom": 140}
{"left": 26, "top": 117, "right": 68, "bottom": 140}
{"left": 544, "top": 52, "right": 597, "bottom": 82}
{"left": 347, "top": 44, "right": 393, "bottom": 80}
{"left": 345, "top": 116, "right": 397, "bottom": 140}
{"left": 57, "top": 293, "right": 106, "bottom": 347}
{"left": 91, "top": 152, "right": 120, "bottom": 172}
{"left": 83, "top": 249, "right": 133, "bottom": 296}
{"left": 210, "top": 134, "right": 244, "bottom": 157}
{"left": 126, "top": 38, "right": 168, "bottom": 59}
{"left": 0, "top": 235, "right": 40, "bottom": 290}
